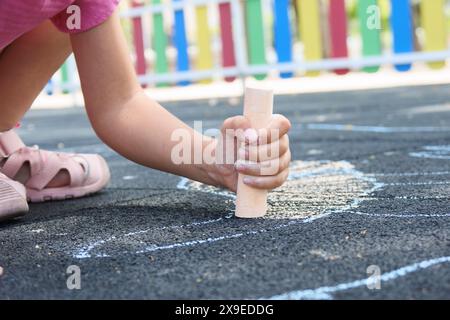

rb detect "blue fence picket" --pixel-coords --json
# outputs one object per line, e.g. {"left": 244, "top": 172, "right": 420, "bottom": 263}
{"left": 173, "top": 0, "right": 190, "bottom": 85}
{"left": 274, "top": 0, "right": 293, "bottom": 78}
{"left": 390, "top": 0, "right": 414, "bottom": 71}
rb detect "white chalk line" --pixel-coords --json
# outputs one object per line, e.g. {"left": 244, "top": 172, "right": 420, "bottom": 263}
{"left": 258, "top": 180, "right": 450, "bottom": 187}
{"left": 147, "top": 167, "right": 449, "bottom": 261}
{"left": 410, "top": 154, "right": 450, "bottom": 160}
{"left": 72, "top": 163, "right": 450, "bottom": 259}
{"left": 266, "top": 256, "right": 450, "bottom": 300}
{"left": 177, "top": 177, "right": 236, "bottom": 199}
{"left": 122, "top": 175, "right": 137, "bottom": 180}
{"left": 126, "top": 162, "right": 383, "bottom": 256}
{"left": 75, "top": 174, "right": 241, "bottom": 258}
{"left": 368, "top": 170, "right": 450, "bottom": 177}
{"left": 74, "top": 213, "right": 233, "bottom": 259}
{"left": 410, "top": 145, "right": 450, "bottom": 160}
{"left": 287, "top": 164, "right": 362, "bottom": 180}
{"left": 182, "top": 167, "right": 450, "bottom": 198}
{"left": 72, "top": 162, "right": 447, "bottom": 259}
{"left": 74, "top": 211, "right": 332, "bottom": 259}
{"left": 307, "top": 123, "right": 450, "bottom": 133}
{"left": 74, "top": 171, "right": 380, "bottom": 258}
{"left": 367, "top": 170, "right": 450, "bottom": 188}
{"left": 128, "top": 181, "right": 450, "bottom": 255}
{"left": 351, "top": 211, "right": 450, "bottom": 218}
{"left": 185, "top": 173, "right": 448, "bottom": 200}
{"left": 385, "top": 181, "right": 450, "bottom": 186}
{"left": 362, "top": 195, "right": 449, "bottom": 200}
{"left": 60, "top": 146, "right": 449, "bottom": 298}
{"left": 392, "top": 195, "right": 449, "bottom": 200}
{"left": 134, "top": 211, "right": 333, "bottom": 254}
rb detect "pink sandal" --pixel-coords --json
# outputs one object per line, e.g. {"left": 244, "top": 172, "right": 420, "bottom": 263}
{"left": 0, "top": 172, "right": 28, "bottom": 221}
{"left": 0, "top": 130, "right": 110, "bottom": 203}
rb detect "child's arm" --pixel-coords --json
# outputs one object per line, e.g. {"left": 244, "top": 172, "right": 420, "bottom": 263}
{"left": 71, "top": 10, "right": 291, "bottom": 190}
{"left": 71, "top": 10, "right": 218, "bottom": 186}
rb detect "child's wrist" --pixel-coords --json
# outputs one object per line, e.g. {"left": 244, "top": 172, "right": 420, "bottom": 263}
{"left": 195, "top": 162, "right": 219, "bottom": 187}
{"left": 197, "top": 137, "right": 223, "bottom": 187}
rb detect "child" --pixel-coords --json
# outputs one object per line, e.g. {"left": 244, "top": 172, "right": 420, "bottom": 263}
{"left": 0, "top": 0, "right": 291, "bottom": 221}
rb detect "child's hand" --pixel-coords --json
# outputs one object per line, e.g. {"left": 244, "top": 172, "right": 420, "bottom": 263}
{"left": 206, "top": 115, "right": 291, "bottom": 192}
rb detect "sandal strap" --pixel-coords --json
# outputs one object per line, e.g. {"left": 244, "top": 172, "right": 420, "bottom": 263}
{"left": 1, "top": 147, "right": 44, "bottom": 179}
{"left": 26, "top": 151, "right": 86, "bottom": 191}
{"left": 0, "top": 130, "right": 25, "bottom": 157}
{"left": 0, "top": 130, "right": 90, "bottom": 191}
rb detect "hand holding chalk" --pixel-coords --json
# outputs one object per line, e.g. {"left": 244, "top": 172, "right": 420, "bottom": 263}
{"left": 235, "top": 87, "right": 274, "bottom": 218}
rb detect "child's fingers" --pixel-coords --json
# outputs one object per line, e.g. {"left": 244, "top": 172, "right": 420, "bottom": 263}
{"left": 257, "top": 114, "right": 291, "bottom": 144}
{"left": 221, "top": 114, "right": 290, "bottom": 145}
{"left": 221, "top": 115, "right": 251, "bottom": 133}
{"left": 235, "top": 149, "right": 291, "bottom": 177}
{"left": 239, "top": 135, "right": 289, "bottom": 162}
{"left": 220, "top": 116, "right": 256, "bottom": 143}
{"left": 242, "top": 167, "right": 290, "bottom": 190}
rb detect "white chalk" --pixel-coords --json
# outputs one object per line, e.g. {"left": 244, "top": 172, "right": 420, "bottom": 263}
{"left": 235, "top": 87, "right": 274, "bottom": 218}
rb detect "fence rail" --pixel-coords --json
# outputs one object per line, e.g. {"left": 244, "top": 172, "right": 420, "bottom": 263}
{"left": 46, "top": 0, "right": 450, "bottom": 95}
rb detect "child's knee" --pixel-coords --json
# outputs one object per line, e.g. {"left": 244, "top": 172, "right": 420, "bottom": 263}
{"left": 85, "top": 105, "right": 113, "bottom": 140}
{"left": 0, "top": 120, "right": 18, "bottom": 133}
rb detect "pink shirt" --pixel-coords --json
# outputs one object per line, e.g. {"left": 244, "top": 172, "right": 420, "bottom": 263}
{"left": 0, "top": 0, "right": 120, "bottom": 50}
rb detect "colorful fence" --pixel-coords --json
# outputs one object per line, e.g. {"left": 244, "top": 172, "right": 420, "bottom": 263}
{"left": 47, "top": 0, "right": 450, "bottom": 94}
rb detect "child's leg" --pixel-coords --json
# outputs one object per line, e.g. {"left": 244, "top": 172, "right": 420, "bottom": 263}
{"left": 0, "top": 20, "right": 72, "bottom": 187}
{"left": 0, "top": 20, "right": 71, "bottom": 131}
{"left": 0, "top": 21, "right": 110, "bottom": 201}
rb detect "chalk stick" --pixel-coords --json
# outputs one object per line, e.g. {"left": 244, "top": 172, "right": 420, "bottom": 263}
{"left": 235, "top": 87, "right": 274, "bottom": 218}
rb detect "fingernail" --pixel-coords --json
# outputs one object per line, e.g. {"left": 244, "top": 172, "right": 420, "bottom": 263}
{"left": 244, "top": 129, "right": 258, "bottom": 144}
{"left": 257, "top": 129, "right": 270, "bottom": 145}
{"left": 238, "top": 147, "right": 248, "bottom": 160}
{"left": 235, "top": 160, "right": 247, "bottom": 171}
{"left": 243, "top": 177, "right": 256, "bottom": 185}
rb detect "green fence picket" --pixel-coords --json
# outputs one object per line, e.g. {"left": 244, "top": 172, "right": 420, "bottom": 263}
{"left": 61, "top": 62, "right": 69, "bottom": 94}
{"left": 358, "top": 0, "right": 382, "bottom": 72}
{"left": 245, "top": 0, "right": 267, "bottom": 80}
{"left": 152, "top": 0, "right": 169, "bottom": 86}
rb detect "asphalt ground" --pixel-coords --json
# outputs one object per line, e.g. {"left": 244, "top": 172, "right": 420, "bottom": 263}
{"left": 0, "top": 84, "right": 449, "bottom": 299}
